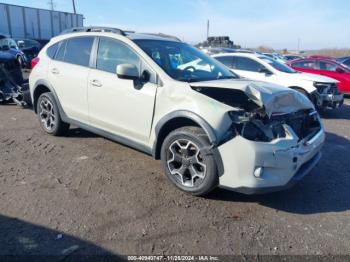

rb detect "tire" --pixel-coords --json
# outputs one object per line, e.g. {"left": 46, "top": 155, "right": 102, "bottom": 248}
{"left": 161, "top": 126, "right": 218, "bottom": 196}
{"left": 36, "top": 92, "right": 69, "bottom": 136}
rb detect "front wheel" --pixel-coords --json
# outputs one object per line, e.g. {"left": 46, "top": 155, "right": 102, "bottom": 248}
{"left": 161, "top": 126, "right": 218, "bottom": 196}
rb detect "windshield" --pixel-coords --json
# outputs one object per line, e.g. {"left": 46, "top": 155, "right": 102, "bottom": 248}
{"left": 260, "top": 56, "right": 297, "bottom": 73}
{"left": 134, "top": 40, "right": 238, "bottom": 82}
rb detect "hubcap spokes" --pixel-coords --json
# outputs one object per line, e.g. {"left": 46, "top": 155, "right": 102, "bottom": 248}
{"left": 167, "top": 139, "right": 206, "bottom": 187}
{"left": 39, "top": 98, "right": 55, "bottom": 131}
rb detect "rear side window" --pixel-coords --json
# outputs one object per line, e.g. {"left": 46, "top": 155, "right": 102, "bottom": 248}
{"left": 292, "top": 60, "right": 316, "bottom": 69}
{"left": 319, "top": 61, "right": 337, "bottom": 72}
{"left": 216, "top": 56, "right": 234, "bottom": 68}
{"left": 232, "top": 57, "right": 262, "bottom": 72}
{"left": 96, "top": 37, "right": 140, "bottom": 74}
{"left": 46, "top": 43, "right": 59, "bottom": 59}
{"left": 63, "top": 37, "right": 94, "bottom": 67}
{"left": 55, "top": 40, "right": 67, "bottom": 61}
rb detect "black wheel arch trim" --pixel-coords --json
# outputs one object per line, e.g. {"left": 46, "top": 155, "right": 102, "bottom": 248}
{"left": 33, "top": 79, "right": 68, "bottom": 120}
{"left": 153, "top": 110, "right": 224, "bottom": 176}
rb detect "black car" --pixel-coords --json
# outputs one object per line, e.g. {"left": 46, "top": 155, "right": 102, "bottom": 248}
{"left": 0, "top": 35, "right": 28, "bottom": 68}
{"left": 0, "top": 51, "right": 30, "bottom": 106}
{"left": 14, "top": 38, "right": 42, "bottom": 63}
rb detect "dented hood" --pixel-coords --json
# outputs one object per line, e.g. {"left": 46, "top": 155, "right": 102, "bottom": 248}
{"left": 190, "top": 79, "right": 314, "bottom": 117}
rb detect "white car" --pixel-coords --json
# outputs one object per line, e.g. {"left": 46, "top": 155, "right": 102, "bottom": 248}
{"left": 29, "top": 27, "right": 325, "bottom": 196}
{"left": 213, "top": 53, "right": 344, "bottom": 110}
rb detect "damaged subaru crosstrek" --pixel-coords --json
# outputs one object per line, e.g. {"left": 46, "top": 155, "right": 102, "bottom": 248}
{"left": 29, "top": 27, "right": 325, "bottom": 196}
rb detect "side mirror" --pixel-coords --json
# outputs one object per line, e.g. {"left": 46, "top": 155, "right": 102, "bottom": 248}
{"left": 116, "top": 64, "right": 139, "bottom": 80}
{"left": 259, "top": 67, "right": 272, "bottom": 75}
{"left": 141, "top": 70, "right": 151, "bottom": 82}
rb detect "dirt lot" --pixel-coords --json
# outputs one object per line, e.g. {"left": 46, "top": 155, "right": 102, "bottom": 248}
{"left": 1, "top": 98, "right": 350, "bottom": 258}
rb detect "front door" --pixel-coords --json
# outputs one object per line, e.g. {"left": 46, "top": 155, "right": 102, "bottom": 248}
{"left": 88, "top": 37, "right": 158, "bottom": 145}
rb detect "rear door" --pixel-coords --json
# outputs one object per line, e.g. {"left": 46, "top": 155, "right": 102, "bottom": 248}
{"left": 48, "top": 36, "right": 94, "bottom": 123}
{"left": 87, "top": 37, "right": 158, "bottom": 145}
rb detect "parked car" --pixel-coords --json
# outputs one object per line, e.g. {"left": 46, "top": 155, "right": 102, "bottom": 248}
{"left": 213, "top": 53, "right": 343, "bottom": 110}
{"left": 201, "top": 47, "right": 237, "bottom": 55}
{"left": 14, "top": 38, "right": 42, "bottom": 63}
{"left": 283, "top": 54, "right": 305, "bottom": 61}
{"left": 288, "top": 58, "right": 350, "bottom": 94}
{"left": 336, "top": 57, "right": 350, "bottom": 69}
{"left": 262, "top": 53, "right": 286, "bottom": 64}
{"left": 29, "top": 27, "right": 325, "bottom": 196}
{"left": 0, "top": 51, "right": 30, "bottom": 105}
{"left": 0, "top": 35, "right": 28, "bottom": 68}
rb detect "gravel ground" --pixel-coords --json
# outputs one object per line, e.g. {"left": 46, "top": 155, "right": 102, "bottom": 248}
{"left": 0, "top": 98, "right": 350, "bottom": 258}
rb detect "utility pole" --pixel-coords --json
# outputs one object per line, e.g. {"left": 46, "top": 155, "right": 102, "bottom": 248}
{"left": 206, "top": 19, "right": 210, "bottom": 40}
{"left": 48, "top": 0, "right": 55, "bottom": 11}
{"left": 72, "top": 0, "right": 77, "bottom": 14}
{"left": 297, "top": 37, "right": 301, "bottom": 53}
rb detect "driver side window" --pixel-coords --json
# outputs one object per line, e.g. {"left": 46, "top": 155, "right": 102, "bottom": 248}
{"left": 232, "top": 57, "right": 263, "bottom": 72}
{"left": 96, "top": 37, "right": 141, "bottom": 75}
{"left": 319, "top": 61, "right": 338, "bottom": 72}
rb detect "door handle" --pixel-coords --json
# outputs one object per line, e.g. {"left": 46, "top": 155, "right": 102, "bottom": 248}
{"left": 90, "top": 79, "right": 102, "bottom": 87}
{"left": 51, "top": 68, "right": 60, "bottom": 74}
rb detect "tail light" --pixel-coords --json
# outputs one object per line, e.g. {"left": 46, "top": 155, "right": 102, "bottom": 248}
{"left": 31, "top": 57, "right": 40, "bottom": 69}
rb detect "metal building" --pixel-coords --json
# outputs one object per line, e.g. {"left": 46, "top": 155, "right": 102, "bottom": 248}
{"left": 0, "top": 3, "right": 84, "bottom": 41}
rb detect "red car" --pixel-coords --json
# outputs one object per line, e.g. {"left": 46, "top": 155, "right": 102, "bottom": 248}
{"left": 288, "top": 58, "right": 350, "bottom": 94}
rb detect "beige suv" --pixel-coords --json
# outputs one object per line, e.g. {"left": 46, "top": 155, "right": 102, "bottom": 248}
{"left": 29, "top": 27, "right": 325, "bottom": 196}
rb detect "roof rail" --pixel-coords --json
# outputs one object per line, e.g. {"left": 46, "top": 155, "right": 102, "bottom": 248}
{"left": 60, "top": 26, "right": 126, "bottom": 36}
{"left": 140, "top": 33, "right": 182, "bottom": 42}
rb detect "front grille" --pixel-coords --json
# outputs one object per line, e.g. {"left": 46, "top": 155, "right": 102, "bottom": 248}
{"left": 272, "top": 110, "right": 321, "bottom": 141}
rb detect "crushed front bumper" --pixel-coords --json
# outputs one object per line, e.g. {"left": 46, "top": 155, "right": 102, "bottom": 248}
{"left": 217, "top": 125, "right": 325, "bottom": 194}
{"left": 313, "top": 84, "right": 344, "bottom": 109}
{"left": 318, "top": 93, "right": 344, "bottom": 109}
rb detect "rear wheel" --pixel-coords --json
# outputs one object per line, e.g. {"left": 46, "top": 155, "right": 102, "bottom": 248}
{"left": 37, "top": 92, "right": 69, "bottom": 136}
{"left": 161, "top": 126, "right": 218, "bottom": 196}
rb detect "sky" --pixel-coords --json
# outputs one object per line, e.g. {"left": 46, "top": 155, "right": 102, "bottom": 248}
{"left": 2, "top": 0, "right": 350, "bottom": 50}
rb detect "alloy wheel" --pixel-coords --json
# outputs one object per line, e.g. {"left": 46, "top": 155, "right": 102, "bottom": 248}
{"left": 167, "top": 139, "right": 207, "bottom": 187}
{"left": 39, "top": 97, "right": 56, "bottom": 132}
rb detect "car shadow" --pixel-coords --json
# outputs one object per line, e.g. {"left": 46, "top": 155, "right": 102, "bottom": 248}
{"left": 206, "top": 132, "right": 350, "bottom": 215}
{"left": 320, "top": 102, "right": 350, "bottom": 120}
{"left": 0, "top": 214, "right": 125, "bottom": 261}
{"left": 67, "top": 127, "right": 99, "bottom": 138}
